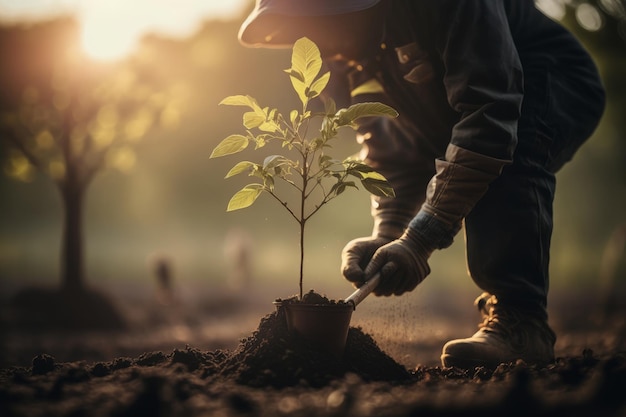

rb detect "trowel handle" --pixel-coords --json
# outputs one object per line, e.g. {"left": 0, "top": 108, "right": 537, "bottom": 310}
{"left": 344, "top": 273, "right": 381, "bottom": 309}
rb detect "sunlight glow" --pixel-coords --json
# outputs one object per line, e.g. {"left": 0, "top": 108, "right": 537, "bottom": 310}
{"left": 576, "top": 3, "right": 604, "bottom": 31}
{"left": 109, "top": 146, "right": 136, "bottom": 173}
{"left": 535, "top": 0, "right": 567, "bottom": 21}
{"left": 0, "top": 0, "right": 248, "bottom": 61}
{"left": 80, "top": 21, "right": 139, "bottom": 61}
{"left": 79, "top": 0, "right": 248, "bottom": 61}
{"left": 4, "top": 152, "right": 35, "bottom": 182}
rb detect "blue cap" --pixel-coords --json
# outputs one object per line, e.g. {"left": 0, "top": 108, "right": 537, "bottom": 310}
{"left": 239, "top": 0, "right": 382, "bottom": 48}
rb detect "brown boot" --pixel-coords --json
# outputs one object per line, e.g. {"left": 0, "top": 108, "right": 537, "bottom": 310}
{"left": 441, "top": 293, "right": 556, "bottom": 369}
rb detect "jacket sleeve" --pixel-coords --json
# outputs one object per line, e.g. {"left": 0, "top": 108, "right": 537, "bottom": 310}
{"left": 433, "top": 0, "right": 524, "bottom": 161}
{"left": 410, "top": 1, "right": 524, "bottom": 236}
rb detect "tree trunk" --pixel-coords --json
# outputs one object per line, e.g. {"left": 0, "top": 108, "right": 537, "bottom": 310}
{"left": 61, "top": 183, "right": 85, "bottom": 293}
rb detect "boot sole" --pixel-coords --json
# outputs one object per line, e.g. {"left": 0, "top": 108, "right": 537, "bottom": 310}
{"left": 441, "top": 353, "right": 503, "bottom": 370}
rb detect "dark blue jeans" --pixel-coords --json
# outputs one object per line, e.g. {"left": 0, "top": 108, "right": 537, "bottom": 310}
{"left": 464, "top": 65, "right": 605, "bottom": 319}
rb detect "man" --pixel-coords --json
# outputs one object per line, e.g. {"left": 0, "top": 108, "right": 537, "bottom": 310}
{"left": 238, "top": 0, "right": 605, "bottom": 369}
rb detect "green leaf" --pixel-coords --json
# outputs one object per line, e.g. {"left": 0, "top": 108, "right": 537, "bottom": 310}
{"left": 262, "top": 155, "right": 292, "bottom": 179}
{"left": 346, "top": 161, "right": 391, "bottom": 181}
{"left": 359, "top": 170, "right": 387, "bottom": 181}
{"left": 289, "top": 110, "right": 299, "bottom": 126}
{"left": 222, "top": 95, "right": 266, "bottom": 129}
{"left": 254, "top": 135, "right": 267, "bottom": 149}
{"left": 227, "top": 184, "right": 264, "bottom": 211}
{"left": 283, "top": 68, "right": 305, "bottom": 83}
{"left": 288, "top": 37, "right": 323, "bottom": 105}
{"left": 258, "top": 120, "right": 280, "bottom": 133}
{"left": 289, "top": 76, "right": 307, "bottom": 105}
{"left": 320, "top": 116, "right": 337, "bottom": 141}
{"left": 292, "top": 37, "right": 322, "bottom": 86}
{"left": 219, "top": 95, "right": 258, "bottom": 108}
{"left": 345, "top": 160, "right": 375, "bottom": 174}
{"left": 325, "top": 159, "right": 345, "bottom": 172}
{"left": 308, "top": 136, "right": 322, "bottom": 150}
{"left": 345, "top": 161, "right": 393, "bottom": 194}
{"left": 336, "top": 102, "right": 398, "bottom": 127}
{"left": 308, "top": 71, "right": 330, "bottom": 98}
{"left": 258, "top": 122, "right": 278, "bottom": 132}
{"left": 360, "top": 178, "right": 396, "bottom": 198}
{"left": 324, "top": 97, "right": 337, "bottom": 116}
{"left": 225, "top": 161, "right": 256, "bottom": 178}
{"left": 210, "top": 134, "right": 249, "bottom": 158}
{"left": 243, "top": 112, "right": 266, "bottom": 129}
{"left": 319, "top": 154, "right": 332, "bottom": 165}
{"left": 350, "top": 78, "right": 385, "bottom": 97}
{"left": 263, "top": 154, "right": 286, "bottom": 170}
{"left": 330, "top": 181, "right": 357, "bottom": 196}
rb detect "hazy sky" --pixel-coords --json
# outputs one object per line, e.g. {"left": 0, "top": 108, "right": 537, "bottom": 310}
{"left": 0, "top": 0, "right": 250, "bottom": 59}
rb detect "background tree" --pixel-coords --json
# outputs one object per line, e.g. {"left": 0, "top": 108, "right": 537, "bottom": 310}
{"left": 0, "top": 18, "right": 184, "bottom": 296}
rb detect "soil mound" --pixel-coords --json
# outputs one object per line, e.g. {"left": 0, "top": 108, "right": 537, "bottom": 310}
{"left": 217, "top": 308, "right": 411, "bottom": 388}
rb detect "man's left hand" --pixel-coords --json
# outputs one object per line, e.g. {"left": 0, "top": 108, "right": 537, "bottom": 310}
{"left": 364, "top": 231, "right": 433, "bottom": 296}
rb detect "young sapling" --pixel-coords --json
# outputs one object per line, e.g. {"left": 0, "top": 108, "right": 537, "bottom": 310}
{"left": 210, "top": 37, "right": 397, "bottom": 300}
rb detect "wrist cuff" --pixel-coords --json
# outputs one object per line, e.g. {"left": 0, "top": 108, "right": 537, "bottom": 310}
{"left": 407, "top": 210, "right": 461, "bottom": 250}
{"left": 373, "top": 218, "right": 410, "bottom": 240}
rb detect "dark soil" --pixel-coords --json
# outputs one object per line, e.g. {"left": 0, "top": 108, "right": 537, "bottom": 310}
{"left": 7, "top": 286, "right": 126, "bottom": 331}
{"left": 2, "top": 304, "right": 626, "bottom": 417}
{"left": 276, "top": 290, "right": 350, "bottom": 306}
{"left": 217, "top": 305, "right": 410, "bottom": 388}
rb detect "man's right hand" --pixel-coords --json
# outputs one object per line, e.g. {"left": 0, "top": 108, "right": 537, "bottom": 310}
{"left": 341, "top": 236, "right": 393, "bottom": 287}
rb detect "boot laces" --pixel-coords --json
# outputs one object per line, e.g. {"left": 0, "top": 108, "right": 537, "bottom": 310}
{"left": 472, "top": 293, "right": 557, "bottom": 355}
{"left": 474, "top": 293, "right": 523, "bottom": 339}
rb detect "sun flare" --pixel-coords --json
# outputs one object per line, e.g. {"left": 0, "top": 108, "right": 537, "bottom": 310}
{"left": 80, "top": 21, "right": 139, "bottom": 61}
{"left": 77, "top": 1, "right": 244, "bottom": 62}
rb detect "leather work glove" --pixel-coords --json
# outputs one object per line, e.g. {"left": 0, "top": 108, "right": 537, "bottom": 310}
{"left": 341, "top": 236, "right": 394, "bottom": 287}
{"left": 364, "top": 229, "right": 432, "bottom": 296}
{"left": 341, "top": 194, "right": 419, "bottom": 288}
{"left": 364, "top": 210, "right": 448, "bottom": 296}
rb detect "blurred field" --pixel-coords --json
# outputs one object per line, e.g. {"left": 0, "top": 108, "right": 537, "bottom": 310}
{"left": 1, "top": 275, "right": 624, "bottom": 370}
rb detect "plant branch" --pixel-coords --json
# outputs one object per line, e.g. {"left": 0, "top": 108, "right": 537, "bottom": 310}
{"left": 266, "top": 189, "right": 301, "bottom": 224}
{"left": 304, "top": 191, "right": 337, "bottom": 222}
{"left": 5, "top": 131, "right": 45, "bottom": 173}
{"left": 303, "top": 171, "right": 350, "bottom": 222}
{"left": 304, "top": 179, "right": 322, "bottom": 200}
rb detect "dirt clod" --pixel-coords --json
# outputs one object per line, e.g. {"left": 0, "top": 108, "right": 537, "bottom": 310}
{"left": 31, "top": 354, "right": 55, "bottom": 375}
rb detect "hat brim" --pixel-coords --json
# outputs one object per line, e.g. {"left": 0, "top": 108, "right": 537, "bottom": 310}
{"left": 238, "top": 0, "right": 381, "bottom": 48}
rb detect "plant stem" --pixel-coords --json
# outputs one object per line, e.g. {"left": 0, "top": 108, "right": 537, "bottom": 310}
{"left": 299, "top": 218, "right": 305, "bottom": 300}
{"left": 297, "top": 101, "right": 309, "bottom": 300}
{"left": 299, "top": 148, "right": 309, "bottom": 300}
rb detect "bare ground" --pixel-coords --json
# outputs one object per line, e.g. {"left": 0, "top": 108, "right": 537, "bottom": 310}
{"left": 1, "top": 285, "right": 625, "bottom": 417}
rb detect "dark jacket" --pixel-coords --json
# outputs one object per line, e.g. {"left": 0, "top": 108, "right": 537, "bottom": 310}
{"left": 331, "top": 0, "right": 605, "bottom": 237}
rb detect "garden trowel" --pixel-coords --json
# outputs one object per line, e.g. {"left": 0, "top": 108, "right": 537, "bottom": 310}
{"left": 344, "top": 273, "right": 381, "bottom": 308}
